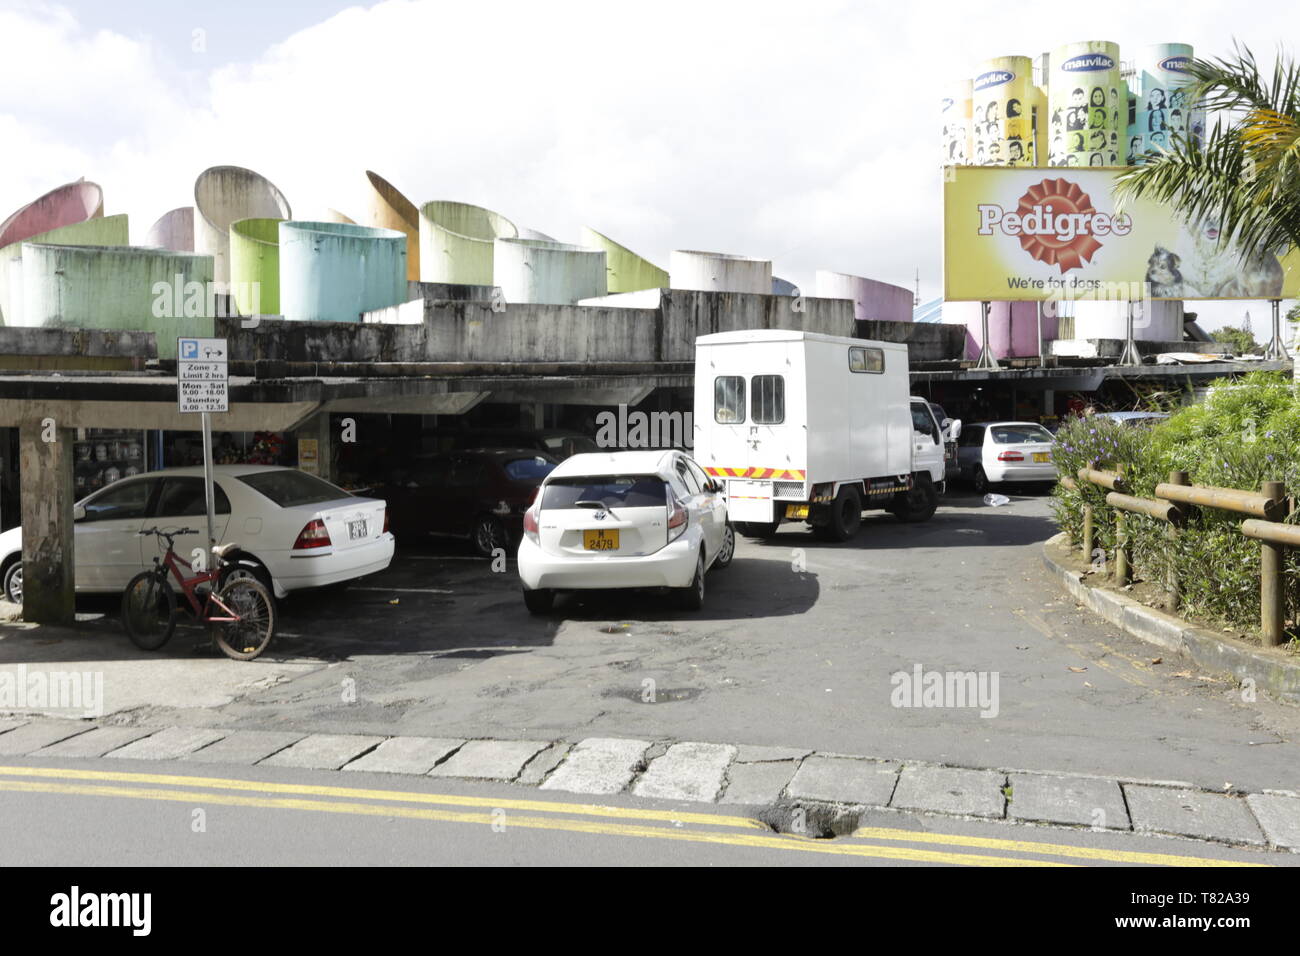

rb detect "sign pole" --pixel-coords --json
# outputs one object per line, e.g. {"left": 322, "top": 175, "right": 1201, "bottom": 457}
{"left": 177, "top": 336, "right": 229, "bottom": 564}
{"left": 1264, "top": 298, "right": 1289, "bottom": 361}
{"left": 201, "top": 410, "right": 216, "bottom": 552}
{"left": 974, "top": 300, "right": 1001, "bottom": 370}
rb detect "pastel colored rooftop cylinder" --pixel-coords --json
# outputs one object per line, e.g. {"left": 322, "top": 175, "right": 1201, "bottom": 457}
{"left": 229, "top": 217, "right": 283, "bottom": 315}
{"left": 193, "top": 165, "right": 292, "bottom": 287}
{"left": 579, "top": 226, "right": 668, "bottom": 294}
{"left": 278, "top": 220, "right": 407, "bottom": 323}
{"left": 418, "top": 200, "right": 517, "bottom": 286}
{"left": 494, "top": 237, "right": 607, "bottom": 305}
{"left": 669, "top": 249, "right": 771, "bottom": 294}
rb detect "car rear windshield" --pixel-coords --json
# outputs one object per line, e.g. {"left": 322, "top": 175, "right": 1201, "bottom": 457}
{"left": 990, "top": 424, "right": 1054, "bottom": 444}
{"left": 504, "top": 457, "right": 558, "bottom": 482}
{"left": 236, "top": 470, "right": 353, "bottom": 507}
{"left": 541, "top": 475, "right": 667, "bottom": 509}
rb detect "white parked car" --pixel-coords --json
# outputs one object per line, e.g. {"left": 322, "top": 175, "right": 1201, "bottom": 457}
{"left": 954, "top": 421, "right": 1058, "bottom": 493}
{"left": 516, "top": 450, "right": 734, "bottom": 614}
{"left": 0, "top": 465, "right": 394, "bottom": 603}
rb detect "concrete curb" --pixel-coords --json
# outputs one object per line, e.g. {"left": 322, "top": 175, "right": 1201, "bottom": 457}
{"left": 1041, "top": 533, "right": 1300, "bottom": 705}
{"left": 3, "top": 716, "right": 1297, "bottom": 853}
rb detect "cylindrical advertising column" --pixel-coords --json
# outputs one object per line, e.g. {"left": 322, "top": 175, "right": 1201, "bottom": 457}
{"left": 971, "top": 56, "right": 1035, "bottom": 167}
{"left": 1134, "top": 43, "right": 1198, "bottom": 160}
{"left": 941, "top": 80, "right": 973, "bottom": 165}
{"left": 1047, "top": 40, "right": 1123, "bottom": 168}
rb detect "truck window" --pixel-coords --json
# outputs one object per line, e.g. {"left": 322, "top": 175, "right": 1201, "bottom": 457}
{"left": 848, "top": 347, "right": 884, "bottom": 373}
{"left": 714, "top": 376, "right": 745, "bottom": 424}
{"left": 910, "top": 404, "right": 940, "bottom": 443}
{"left": 751, "top": 375, "right": 784, "bottom": 424}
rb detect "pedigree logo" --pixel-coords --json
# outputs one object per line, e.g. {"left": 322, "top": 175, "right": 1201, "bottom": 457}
{"left": 1060, "top": 53, "right": 1115, "bottom": 72}
{"left": 974, "top": 69, "right": 1014, "bottom": 91}
{"left": 976, "top": 178, "right": 1131, "bottom": 273}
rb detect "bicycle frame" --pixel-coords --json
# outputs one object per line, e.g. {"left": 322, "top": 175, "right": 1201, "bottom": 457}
{"left": 150, "top": 543, "right": 243, "bottom": 625}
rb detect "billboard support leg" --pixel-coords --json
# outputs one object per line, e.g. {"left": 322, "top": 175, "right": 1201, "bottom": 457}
{"left": 1264, "top": 298, "right": 1289, "bottom": 361}
{"left": 1118, "top": 300, "right": 1142, "bottom": 367}
{"left": 974, "top": 300, "right": 1001, "bottom": 370}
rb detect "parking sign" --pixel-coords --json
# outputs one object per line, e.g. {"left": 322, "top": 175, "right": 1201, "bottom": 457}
{"left": 177, "top": 337, "right": 229, "bottom": 413}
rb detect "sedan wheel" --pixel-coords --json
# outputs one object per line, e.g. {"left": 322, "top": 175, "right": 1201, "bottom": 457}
{"left": 472, "top": 516, "right": 508, "bottom": 558}
{"left": 973, "top": 466, "right": 990, "bottom": 495}
{"left": 3, "top": 562, "right": 22, "bottom": 605}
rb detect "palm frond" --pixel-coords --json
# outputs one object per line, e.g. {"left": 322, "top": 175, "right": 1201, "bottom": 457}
{"left": 1117, "top": 43, "right": 1300, "bottom": 260}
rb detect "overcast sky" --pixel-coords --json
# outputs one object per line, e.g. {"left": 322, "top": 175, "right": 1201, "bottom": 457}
{"left": 1, "top": 0, "right": 1296, "bottom": 332}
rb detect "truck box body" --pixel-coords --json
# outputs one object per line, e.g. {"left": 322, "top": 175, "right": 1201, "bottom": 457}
{"left": 693, "top": 330, "right": 918, "bottom": 524}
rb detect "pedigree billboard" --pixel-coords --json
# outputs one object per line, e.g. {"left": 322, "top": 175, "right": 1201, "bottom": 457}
{"left": 943, "top": 166, "right": 1300, "bottom": 301}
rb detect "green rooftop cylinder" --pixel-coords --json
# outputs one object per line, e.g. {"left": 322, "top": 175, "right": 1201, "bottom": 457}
{"left": 229, "top": 217, "right": 282, "bottom": 315}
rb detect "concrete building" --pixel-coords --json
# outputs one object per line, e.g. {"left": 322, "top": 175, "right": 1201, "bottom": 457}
{"left": 418, "top": 200, "right": 517, "bottom": 286}
{"left": 15, "top": 243, "right": 213, "bottom": 359}
{"left": 669, "top": 250, "right": 771, "bottom": 294}
{"left": 364, "top": 171, "right": 420, "bottom": 282}
{"left": 229, "top": 217, "right": 283, "bottom": 316}
{"left": 193, "top": 165, "right": 292, "bottom": 288}
{"left": 143, "top": 206, "right": 195, "bottom": 252}
{"left": 494, "top": 238, "right": 606, "bottom": 305}
{"left": 578, "top": 227, "right": 668, "bottom": 294}
{"left": 279, "top": 221, "right": 407, "bottom": 323}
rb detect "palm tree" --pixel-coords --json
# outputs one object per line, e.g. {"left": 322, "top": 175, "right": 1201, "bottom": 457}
{"left": 1115, "top": 44, "right": 1300, "bottom": 260}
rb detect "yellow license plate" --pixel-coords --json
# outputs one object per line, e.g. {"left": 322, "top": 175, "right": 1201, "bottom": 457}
{"left": 1033, "top": 452, "right": 1051, "bottom": 463}
{"left": 583, "top": 529, "right": 619, "bottom": 551}
{"left": 785, "top": 504, "right": 809, "bottom": 519}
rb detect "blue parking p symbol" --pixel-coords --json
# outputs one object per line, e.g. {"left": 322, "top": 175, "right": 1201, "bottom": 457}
{"left": 180, "top": 339, "right": 198, "bottom": 359}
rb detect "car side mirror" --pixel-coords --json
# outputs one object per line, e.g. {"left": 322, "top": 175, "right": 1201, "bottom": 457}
{"left": 944, "top": 419, "right": 962, "bottom": 442}
{"left": 73, "top": 504, "right": 86, "bottom": 521}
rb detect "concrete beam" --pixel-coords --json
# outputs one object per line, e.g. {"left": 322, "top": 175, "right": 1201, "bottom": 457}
{"left": 18, "top": 420, "right": 75, "bottom": 624}
{"left": 0, "top": 399, "right": 321, "bottom": 432}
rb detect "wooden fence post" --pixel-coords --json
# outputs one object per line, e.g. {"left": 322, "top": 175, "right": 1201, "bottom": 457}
{"left": 1260, "top": 480, "right": 1286, "bottom": 647}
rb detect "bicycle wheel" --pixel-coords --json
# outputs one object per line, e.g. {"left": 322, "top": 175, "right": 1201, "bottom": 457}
{"left": 210, "top": 578, "right": 275, "bottom": 660}
{"left": 121, "top": 571, "right": 177, "bottom": 651}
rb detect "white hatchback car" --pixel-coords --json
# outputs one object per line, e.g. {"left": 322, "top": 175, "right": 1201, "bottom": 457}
{"left": 0, "top": 465, "right": 394, "bottom": 603}
{"left": 516, "top": 450, "right": 734, "bottom": 614}
{"left": 955, "top": 421, "right": 1058, "bottom": 493}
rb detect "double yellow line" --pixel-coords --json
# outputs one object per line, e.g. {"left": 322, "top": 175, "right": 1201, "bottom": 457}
{"left": 0, "top": 765, "right": 1267, "bottom": 867}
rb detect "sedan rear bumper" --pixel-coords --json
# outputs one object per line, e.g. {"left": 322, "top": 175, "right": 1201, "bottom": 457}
{"left": 517, "top": 531, "right": 700, "bottom": 591}
{"left": 276, "top": 533, "right": 396, "bottom": 594}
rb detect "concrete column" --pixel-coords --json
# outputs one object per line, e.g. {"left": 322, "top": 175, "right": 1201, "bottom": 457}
{"left": 1043, "top": 389, "right": 1055, "bottom": 417}
{"left": 18, "top": 420, "right": 76, "bottom": 624}
{"left": 520, "top": 403, "right": 544, "bottom": 430}
{"left": 293, "top": 412, "right": 334, "bottom": 484}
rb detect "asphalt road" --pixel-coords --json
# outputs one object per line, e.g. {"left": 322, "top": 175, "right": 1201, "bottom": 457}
{"left": 22, "top": 487, "right": 1300, "bottom": 794}
{"left": 0, "top": 757, "right": 1286, "bottom": 867}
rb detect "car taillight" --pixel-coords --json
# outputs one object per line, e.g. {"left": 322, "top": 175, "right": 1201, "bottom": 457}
{"left": 293, "top": 518, "right": 332, "bottom": 550}
{"left": 666, "top": 490, "right": 687, "bottom": 542}
{"left": 998, "top": 450, "right": 1024, "bottom": 462}
{"left": 523, "top": 487, "right": 541, "bottom": 544}
{"left": 382, "top": 509, "right": 390, "bottom": 535}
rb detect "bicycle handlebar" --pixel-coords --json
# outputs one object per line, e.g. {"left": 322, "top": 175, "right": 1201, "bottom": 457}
{"left": 138, "top": 526, "right": 200, "bottom": 542}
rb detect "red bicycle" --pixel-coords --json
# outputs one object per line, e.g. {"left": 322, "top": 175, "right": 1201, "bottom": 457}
{"left": 121, "top": 526, "right": 276, "bottom": 660}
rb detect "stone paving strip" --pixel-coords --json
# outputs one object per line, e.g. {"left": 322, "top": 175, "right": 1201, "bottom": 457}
{"left": 1, "top": 719, "right": 1297, "bottom": 851}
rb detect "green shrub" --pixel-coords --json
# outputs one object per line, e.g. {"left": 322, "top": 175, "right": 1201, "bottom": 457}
{"left": 1050, "top": 372, "right": 1300, "bottom": 640}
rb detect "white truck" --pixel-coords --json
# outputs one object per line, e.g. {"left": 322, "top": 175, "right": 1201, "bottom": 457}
{"left": 692, "top": 329, "right": 957, "bottom": 541}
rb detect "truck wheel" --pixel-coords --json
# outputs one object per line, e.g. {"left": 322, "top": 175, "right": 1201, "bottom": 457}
{"left": 890, "top": 474, "right": 938, "bottom": 523}
{"left": 736, "top": 520, "right": 780, "bottom": 539}
{"left": 826, "top": 486, "right": 862, "bottom": 542}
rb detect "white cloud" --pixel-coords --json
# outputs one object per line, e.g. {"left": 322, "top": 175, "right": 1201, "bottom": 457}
{"left": 0, "top": 0, "right": 1297, "bottom": 310}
